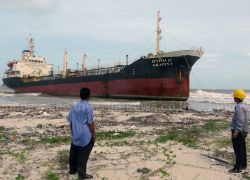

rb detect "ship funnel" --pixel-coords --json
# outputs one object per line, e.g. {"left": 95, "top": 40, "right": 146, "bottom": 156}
{"left": 63, "top": 49, "right": 68, "bottom": 77}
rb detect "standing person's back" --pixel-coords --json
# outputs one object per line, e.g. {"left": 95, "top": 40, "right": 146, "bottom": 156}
{"left": 69, "top": 100, "right": 93, "bottom": 146}
{"left": 67, "top": 88, "right": 96, "bottom": 179}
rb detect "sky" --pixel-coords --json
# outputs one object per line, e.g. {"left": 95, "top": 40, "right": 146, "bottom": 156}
{"left": 0, "top": 0, "right": 249, "bottom": 90}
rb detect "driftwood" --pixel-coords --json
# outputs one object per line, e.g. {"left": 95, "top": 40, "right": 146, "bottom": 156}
{"left": 202, "top": 154, "right": 231, "bottom": 165}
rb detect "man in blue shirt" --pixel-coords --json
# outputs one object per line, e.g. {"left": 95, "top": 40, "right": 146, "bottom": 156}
{"left": 229, "top": 89, "right": 249, "bottom": 173}
{"left": 67, "top": 88, "right": 96, "bottom": 179}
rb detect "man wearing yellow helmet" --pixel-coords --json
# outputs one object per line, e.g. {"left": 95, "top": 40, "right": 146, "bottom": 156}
{"left": 229, "top": 89, "right": 249, "bottom": 173}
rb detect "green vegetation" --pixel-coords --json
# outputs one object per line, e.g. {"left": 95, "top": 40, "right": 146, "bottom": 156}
{"left": 40, "top": 136, "right": 71, "bottom": 144}
{"left": 56, "top": 149, "right": 69, "bottom": 170}
{"left": 242, "top": 173, "right": 250, "bottom": 180}
{"left": 162, "top": 147, "right": 176, "bottom": 166}
{"left": 0, "top": 127, "right": 25, "bottom": 144}
{"left": 246, "top": 144, "right": 250, "bottom": 153}
{"left": 15, "top": 174, "right": 25, "bottom": 180}
{"left": 101, "top": 177, "right": 109, "bottom": 180}
{"left": 201, "top": 120, "right": 228, "bottom": 133}
{"left": 0, "top": 126, "right": 4, "bottom": 131}
{"left": 155, "top": 127, "right": 199, "bottom": 147}
{"left": 12, "top": 149, "right": 27, "bottom": 163}
{"left": 97, "top": 130, "right": 136, "bottom": 140}
{"left": 214, "top": 139, "right": 231, "bottom": 148}
{"left": 0, "top": 126, "right": 7, "bottom": 142}
{"left": 159, "top": 168, "right": 169, "bottom": 179}
{"left": 155, "top": 120, "right": 228, "bottom": 148}
{"left": 0, "top": 133, "right": 7, "bottom": 142}
{"left": 46, "top": 171, "right": 60, "bottom": 180}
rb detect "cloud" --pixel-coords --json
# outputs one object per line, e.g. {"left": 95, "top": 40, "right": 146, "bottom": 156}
{"left": 203, "top": 53, "right": 223, "bottom": 58}
{"left": 0, "top": 0, "right": 60, "bottom": 14}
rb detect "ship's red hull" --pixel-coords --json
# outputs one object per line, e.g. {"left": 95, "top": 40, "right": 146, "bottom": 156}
{"left": 15, "top": 78, "right": 189, "bottom": 100}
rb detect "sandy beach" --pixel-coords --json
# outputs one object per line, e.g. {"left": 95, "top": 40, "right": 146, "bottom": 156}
{"left": 0, "top": 104, "right": 249, "bottom": 180}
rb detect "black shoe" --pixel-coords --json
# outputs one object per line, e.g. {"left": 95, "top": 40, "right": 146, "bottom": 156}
{"left": 69, "top": 170, "right": 77, "bottom": 175}
{"left": 228, "top": 168, "right": 242, "bottom": 173}
{"left": 78, "top": 174, "right": 93, "bottom": 179}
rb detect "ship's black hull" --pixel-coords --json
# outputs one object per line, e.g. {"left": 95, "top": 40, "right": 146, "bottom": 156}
{"left": 3, "top": 55, "right": 200, "bottom": 100}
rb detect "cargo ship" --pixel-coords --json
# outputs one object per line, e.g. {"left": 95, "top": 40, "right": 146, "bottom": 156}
{"left": 2, "top": 12, "right": 204, "bottom": 100}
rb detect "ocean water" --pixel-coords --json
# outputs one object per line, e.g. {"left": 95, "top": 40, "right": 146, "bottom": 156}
{"left": 189, "top": 89, "right": 250, "bottom": 111}
{"left": 0, "top": 86, "right": 249, "bottom": 112}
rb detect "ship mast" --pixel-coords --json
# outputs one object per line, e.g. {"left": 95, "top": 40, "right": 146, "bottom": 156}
{"left": 156, "top": 11, "right": 162, "bottom": 55}
{"left": 29, "top": 35, "right": 35, "bottom": 55}
{"left": 63, "top": 49, "right": 68, "bottom": 77}
{"left": 82, "top": 52, "right": 87, "bottom": 70}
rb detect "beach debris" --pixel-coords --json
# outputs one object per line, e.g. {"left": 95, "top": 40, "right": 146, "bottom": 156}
{"left": 42, "top": 112, "right": 50, "bottom": 117}
{"left": 36, "top": 124, "right": 43, "bottom": 128}
{"left": 136, "top": 167, "right": 151, "bottom": 174}
{"left": 113, "top": 132, "right": 120, "bottom": 136}
{"left": 202, "top": 154, "right": 230, "bottom": 165}
{"left": 0, "top": 112, "right": 9, "bottom": 119}
{"left": 50, "top": 113, "right": 63, "bottom": 119}
{"left": 130, "top": 125, "right": 137, "bottom": 129}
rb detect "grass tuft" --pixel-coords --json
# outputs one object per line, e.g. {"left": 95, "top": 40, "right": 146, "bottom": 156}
{"left": 155, "top": 120, "right": 229, "bottom": 148}
{"left": 0, "top": 126, "right": 7, "bottom": 142}
{"left": 56, "top": 149, "right": 69, "bottom": 170}
{"left": 202, "top": 120, "right": 228, "bottom": 133}
{"left": 0, "top": 126, "right": 5, "bottom": 132}
{"left": 155, "top": 127, "right": 199, "bottom": 148}
{"left": 97, "top": 130, "right": 136, "bottom": 140}
{"left": 214, "top": 139, "right": 231, "bottom": 148}
{"left": 46, "top": 171, "right": 60, "bottom": 180}
{"left": 40, "top": 136, "right": 71, "bottom": 144}
{"left": 12, "top": 149, "right": 27, "bottom": 163}
{"left": 15, "top": 174, "right": 25, "bottom": 180}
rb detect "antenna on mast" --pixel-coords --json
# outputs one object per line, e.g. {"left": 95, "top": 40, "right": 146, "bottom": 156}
{"left": 82, "top": 52, "right": 87, "bottom": 71}
{"left": 63, "top": 49, "right": 68, "bottom": 77}
{"left": 29, "top": 35, "right": 35, "bottom": 55}
{"left": 156, "top": 11, "right": 162, "bottom": 55}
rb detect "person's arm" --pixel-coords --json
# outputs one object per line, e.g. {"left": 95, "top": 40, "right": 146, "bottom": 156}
{"left": 67, "top": 110, "right": 73, "bottom": 135}
{"left": 235, "top": 108, "right": 245, "bottom": 132}
{"left": 87, "top": 105, "right": 96, "bottom": 142}
{"left": 88, "top": 122, "right": 96, "bottom": 142}
{"left": 70, "top": 122, "right": 73, "bottom": 136}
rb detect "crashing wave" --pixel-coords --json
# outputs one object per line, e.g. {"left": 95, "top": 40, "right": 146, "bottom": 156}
{"left": 189, "top": 89, "right": 250, "bottom": 104}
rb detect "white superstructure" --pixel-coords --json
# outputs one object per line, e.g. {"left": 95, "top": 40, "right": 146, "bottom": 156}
{"left": 4, "top": 37, "right": 53, "bottom": 78}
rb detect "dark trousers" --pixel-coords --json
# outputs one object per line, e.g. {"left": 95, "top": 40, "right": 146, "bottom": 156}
{"left": 232, "top": 131, "right": 247, "bottom": 169}
{"left": 69, "top": 139, "right": 94, "bottom": 177}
